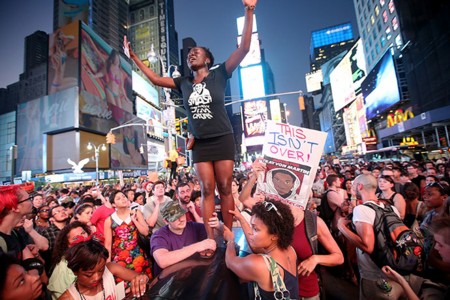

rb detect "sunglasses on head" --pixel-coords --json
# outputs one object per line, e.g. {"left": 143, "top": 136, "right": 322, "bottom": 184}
{"left": 426, "top": 182, "right": 446, "bottom": 191}
{"left": 262, "top": 201, "right": 283, "bottom": 219}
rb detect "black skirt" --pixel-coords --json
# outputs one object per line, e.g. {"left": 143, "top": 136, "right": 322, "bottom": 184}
{"left": 192, "top": 134, "right": 235, "bottom": 163}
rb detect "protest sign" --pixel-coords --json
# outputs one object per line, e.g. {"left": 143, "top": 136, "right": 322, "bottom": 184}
{"left": 257, "top": 120, "right": 327, "bottom": 208}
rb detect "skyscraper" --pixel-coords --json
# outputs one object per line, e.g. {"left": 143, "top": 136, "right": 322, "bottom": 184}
{"left": 353, "top": 0, "right": 403, "bottom": 71}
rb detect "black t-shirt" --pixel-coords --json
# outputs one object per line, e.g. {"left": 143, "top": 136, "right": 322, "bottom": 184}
{"left": 173, "top": 63, "right": 233, "bottom": 139}
{"left": 0, "top": 229, "right": 28, "bottom": 259}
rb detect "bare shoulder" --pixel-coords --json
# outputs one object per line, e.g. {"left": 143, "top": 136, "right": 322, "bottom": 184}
{"left": 58, "top": 290, "right": 74, "bottom": 300}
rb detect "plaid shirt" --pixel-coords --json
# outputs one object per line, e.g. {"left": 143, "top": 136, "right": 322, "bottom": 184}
{"left": 40, "top": 223, "right": 63, "bottom": 251}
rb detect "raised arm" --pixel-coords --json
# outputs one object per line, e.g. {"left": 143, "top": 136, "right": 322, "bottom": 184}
{"left": 123, "top": 36, "right": 176, "bottom": 89}
{"left": 224, "top": 0, "right": 257, "bottom": 74}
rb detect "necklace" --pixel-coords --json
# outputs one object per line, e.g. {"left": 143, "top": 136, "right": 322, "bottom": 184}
{"left": 75, "top": 281, "right": 105, "bottom": 300}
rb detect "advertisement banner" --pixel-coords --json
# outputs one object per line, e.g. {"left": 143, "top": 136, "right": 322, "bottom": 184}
{"left": 110, "top": 112, "right": 148, "bottom": 170}
{"left": 80, "top": 23, "right": 133, "bottom": 121}
{"left": 16, "top": 87, "right": 78, "bottom": 175}
{"left": 257, "top": 121, "right": 327, "bottom": 208}
{"left": 57, "top": 0, "right": 89, "bottom": 28}
{"left": 48, "top": 21, "right": 80, "bottom": 95}
{"left": 243, "top": 100, "right": 268, "bottom": 138}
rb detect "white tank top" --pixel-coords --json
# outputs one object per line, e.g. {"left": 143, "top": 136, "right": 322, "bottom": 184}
{"left": 67, "top": 266, "right": 118, "bottom": 300}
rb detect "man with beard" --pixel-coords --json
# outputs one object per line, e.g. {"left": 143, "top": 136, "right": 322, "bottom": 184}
{"left": 40, "top": 205, "right": 69, "bottom": 273}
{"left": 176, "top": 182, "right": 202, "bottom": 223}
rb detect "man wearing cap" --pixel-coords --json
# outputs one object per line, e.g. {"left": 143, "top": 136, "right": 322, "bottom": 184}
{"left": 150, "top": 201, "right": 219, "bottom": 276}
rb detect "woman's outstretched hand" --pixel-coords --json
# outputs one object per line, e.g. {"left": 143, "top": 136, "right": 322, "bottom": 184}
{"left": 243, "top": 0, "right": 258, "bottom": 8}
{"left": 123, "top": 36, "right": 131, "bottom": 59}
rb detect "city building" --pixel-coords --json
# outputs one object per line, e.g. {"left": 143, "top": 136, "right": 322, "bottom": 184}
{"left": 310, "top": 22, "right": 355, "bottom": 72}
{"left": 0, "top": 111, "right": 16, "bottom": 183}
{"left": 53, "top": 0, "right": 128, "bottom": 52}
{"left": 308, "top": 22, "right": 356, "bottom": 154}
{"left": 353, "top": 0, "right": 403, "bottom": 71}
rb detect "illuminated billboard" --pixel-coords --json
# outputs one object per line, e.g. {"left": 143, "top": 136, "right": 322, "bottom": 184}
{"left": 242, "top": 100, "right": 268, "bottom": 138}
{"left": 132, "top": 71, "right": 159, "bottom": 107}
{"left": 136, "top": 96, "right": 164, "bottom": 140}
{"left": 237, "top": 33, "right": 261, "bottom": 67}
{"left": 269, "top": 99, "right": 282, "bottom": 122}
{"left": 57, "top": 0, "right": 89, "bottom": 28}
{"left": 310, "top": 22, "right": 353, "bottom": 53}
{"left": 305, "top": 70, "right": 323, "bottom": 93}
{"left": 80, "top": 23, "right": 133, "bottom": 113}
{"left": 240, "top": 64, "right": 266, "bottom": 100}
{"left": 48, "top": 22, "right": 80, "bottom": 95}
{"left": 331, "top": 40, "right": 367, "bottom": 112}
{"left": 320, "top": 50, "right": 348, "bottom": 86}
{"left": 362, "top": 50, "right": 400, "bottom": 120}
{"left": 236, "top": 14, "right": 257, "bottom": 35}
{"left": 16, "top": 87, "right": 78, "bottom": 174}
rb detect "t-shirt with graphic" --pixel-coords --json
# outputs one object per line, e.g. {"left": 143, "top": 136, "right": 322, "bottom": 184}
{"left": 173, "top": 63, "right": 233, "bottom": 139}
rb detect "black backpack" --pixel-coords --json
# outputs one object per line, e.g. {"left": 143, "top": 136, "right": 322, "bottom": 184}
{"left": 364, "top": 202, "right": 425, "bottom": 275}
{"left": 317, "top": 190, "right": 336, "bottom": 228}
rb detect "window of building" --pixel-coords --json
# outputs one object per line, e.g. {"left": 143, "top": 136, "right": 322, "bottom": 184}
{"left": 395, "top": 35, "right": 403, "bottom": 48}
{"left": 372, "top": 28, "right": 377, "bottom": 40}
{"left": 367, "top": 23, "right": 371, "bottom": 33}
{"left": 377, "top": 20, "right": 382, "bottom": 33}
{"left": 380, "top": 35, "right": 386, "bottom": 47}
{"left": 382, "top": 10, "right": 388, "bottom": 23}
{"left": 375, "top": 42, "right": 381, "bottom": 54}
{"left": 371, "top": 49, "right": 376, "bottom": 61}
{"left": 392, "top": 16, "right": 399, "bottom": 31}
{"left": 362, "top": 28, "right": 367, "bottom": 40}
{"left": 388, "top": 0, "right": 395, "bottom": 13}
{"left": 380, "top": 0, "right": 385, "bottom": 6}
{"left": 386, "top": 26, "right": 392, "bottom": 40}
{"left": 368, "top": 56, "right": 372, "bottom": 66}
{"left": 375, "top": 5, "right": 380, "bottom": 16}
{"left": 150, "top": 6, "right": 155, "bottom": 17}
{"left": 139, "top": 9, "right": 144, "bottom": 21}
{"left": 371, "top": 15, "right": 375, "bottom": 25}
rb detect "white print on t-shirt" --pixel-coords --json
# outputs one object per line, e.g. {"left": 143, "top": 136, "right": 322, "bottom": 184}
{"left": 188, "top": 82, "right": 213, "bottom": 119}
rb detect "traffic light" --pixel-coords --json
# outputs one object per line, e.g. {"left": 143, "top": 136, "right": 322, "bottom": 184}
{"left": 181, "top": 120, "right": 188, "bottom": 131}
{"left": 106, "top": 132, "right": 116, "bottom": 144}
{"left": 298, "top": 96, "right": 305, "bottom": 110}
{"left": 175, "top": 118, "right": 181, "bottom": 134}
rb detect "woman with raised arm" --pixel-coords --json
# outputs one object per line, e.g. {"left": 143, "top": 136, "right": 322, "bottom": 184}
{"left": 124, "top": 0, "right": 257, "bottom": 256}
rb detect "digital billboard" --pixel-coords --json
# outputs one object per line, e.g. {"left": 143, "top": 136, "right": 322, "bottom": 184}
{"left": 132, "top": 71, "right": 159, "bottom": 107}
{"left": 136, "top": 96, "right": 164, "bottom": 140}
{"left": 331, "top": 40, "right": 367, "bottom": 112}
{"left": 110, "top": 112, "right": 148, "bottom": 170}
{"left": 310, "top": 22, "right": 353, "bottom": 52}
{"left": 236, "top": 14, "right": 257, "bottom": 35}
{"left": 80, "top": 23, "right": 133, "bottom": 114}
{"left": 240, "top": 64, "right": 265, "bottom": 100}
{"left": 320, "top": 50, "right": 348, "bottom": 86}
{"left": 362, "top": 50, "right": 400, "bottom": 120}
{"left": 305, "top": 70, "right": 323, "bottom": 93}
{"left": 48, "top": 21, "right": 80, "bottom": 95}
{"left": 237, "top": 33, "right": 261, "bottom": 67}
{"left": 242, "top": 100, "right": 268, "bottom": 138}
{"left": 57, "top": 0, "right": 89, "bottom": 28}
{"left": 269, "top": 99, "right": 282, "bottom": 122}
{"left": 16, "top": 87, "right": 78, "bottom": 175}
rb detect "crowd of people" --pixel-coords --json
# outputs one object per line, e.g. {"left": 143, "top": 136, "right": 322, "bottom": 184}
{"left": 1, "top": 156, "right": 449, "bottom": 299}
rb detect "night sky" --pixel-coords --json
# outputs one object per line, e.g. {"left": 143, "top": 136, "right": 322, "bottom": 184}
{"left": 0, "top": 0, "right": 357, "bottom": 124}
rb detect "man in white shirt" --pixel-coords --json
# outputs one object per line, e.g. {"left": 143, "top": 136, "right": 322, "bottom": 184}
{"left": 338, "top": 174, "right": 406, "bottom": 299}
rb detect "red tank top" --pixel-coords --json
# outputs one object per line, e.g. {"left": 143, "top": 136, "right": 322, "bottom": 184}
{"left": 292, "top": 219, "right": 320, "bottom": 297}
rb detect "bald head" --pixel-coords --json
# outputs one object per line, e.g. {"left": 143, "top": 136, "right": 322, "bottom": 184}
{"left": 353, "top": 174, "right": 378, "bottom": 192}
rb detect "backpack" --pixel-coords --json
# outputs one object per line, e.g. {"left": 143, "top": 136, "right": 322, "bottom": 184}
{"left": 317, "top": 190, "right": 336, "bottom": 228}
{"left": 364, "top": 202, "right": 425, "bottom": 275}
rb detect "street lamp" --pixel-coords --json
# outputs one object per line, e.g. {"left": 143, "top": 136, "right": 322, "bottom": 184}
{"left": 147, "top": 43, "right": 180, "bottom": 152}
{"left": 87, "top": 142, "right": 107, "bottom": 186}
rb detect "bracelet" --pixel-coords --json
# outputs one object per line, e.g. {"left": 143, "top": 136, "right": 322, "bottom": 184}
{"left": 245, "top": 5, "right": 256, "bottom": 11}
{"left": 226, "top": 240, "right": 234, "bottom": 245}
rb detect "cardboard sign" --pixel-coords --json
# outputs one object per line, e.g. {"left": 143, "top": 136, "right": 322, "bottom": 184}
{"left": 257, "top": 121, "right": 327, "bottom": 208}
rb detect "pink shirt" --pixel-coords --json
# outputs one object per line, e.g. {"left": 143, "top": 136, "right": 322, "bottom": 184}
{"left": 91, "top": 205, "right": 115, "bottom": 236}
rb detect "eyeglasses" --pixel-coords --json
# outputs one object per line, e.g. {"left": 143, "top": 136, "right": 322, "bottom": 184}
{"left": 263, "top": 201, "right": 283, "bottom": 219}
{"left": 51, "top": 209, "right": 66, "bottom": 216}
{"left": 17, "top": 196, "right": 33, "bottom": 204}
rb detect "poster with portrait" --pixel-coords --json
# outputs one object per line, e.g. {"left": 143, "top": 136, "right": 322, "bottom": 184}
{"left": 257, "top": 121, "right": 327, "bottom": 208}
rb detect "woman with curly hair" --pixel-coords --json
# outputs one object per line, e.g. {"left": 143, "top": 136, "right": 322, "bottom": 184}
{"left": 224, "top": 199, "right": 299, "bottom": 299}
{"left": 46, "top": 221, "right": 91, "bottom": 299}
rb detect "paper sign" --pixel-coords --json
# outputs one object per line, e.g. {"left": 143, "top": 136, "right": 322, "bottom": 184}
{"left": 257, "top": 121, "right": 327, "bottom": 208}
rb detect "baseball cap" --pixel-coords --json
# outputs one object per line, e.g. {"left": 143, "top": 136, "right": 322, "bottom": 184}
{"left": 161, "top": 201, "right": 186, "bottom": 222}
